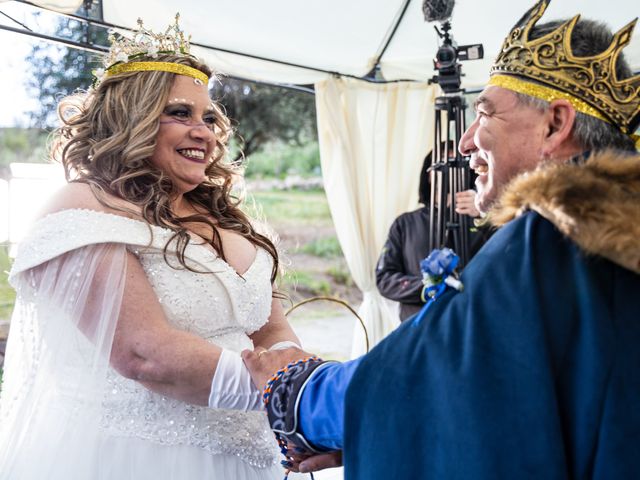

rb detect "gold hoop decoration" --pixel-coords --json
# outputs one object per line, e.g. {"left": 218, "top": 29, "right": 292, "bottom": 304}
{"left": 285, "top": 296, "right": 370, "bottom": 353}
{"left": 106, "top": 61, "right": 209, "bottom": 84}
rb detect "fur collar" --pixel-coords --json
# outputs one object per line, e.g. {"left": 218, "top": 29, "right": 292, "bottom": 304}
{"left": 489, "top": 150, "right": 640, "bottom": 274}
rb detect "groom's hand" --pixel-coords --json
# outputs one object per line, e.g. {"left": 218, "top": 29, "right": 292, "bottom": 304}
{"left": 274, "top": 441, "right": 343, "bottom": 474}
{"left": 241, "top": 347, "right": 312, "bottom": 390}
{"left": 290, "top": 450, "right": 343, "bottom": 474}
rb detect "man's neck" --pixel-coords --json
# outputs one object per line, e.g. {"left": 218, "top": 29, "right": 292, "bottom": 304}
{"left": 548, "top": 141, "right": 584, "bottom": 164}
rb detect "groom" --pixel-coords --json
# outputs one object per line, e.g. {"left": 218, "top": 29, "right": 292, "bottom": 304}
{"left": 244, "top": 1, "right": 640, "bottom": 478}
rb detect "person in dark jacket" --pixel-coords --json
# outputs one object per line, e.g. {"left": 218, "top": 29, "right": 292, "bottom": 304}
{"left": 375, "top": 153, "right": 486, "bottom": 321}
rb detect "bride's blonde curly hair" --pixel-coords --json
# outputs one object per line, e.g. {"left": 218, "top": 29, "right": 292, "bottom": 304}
{"left": 52, "top": 54, "right": 280, "bottom": 282}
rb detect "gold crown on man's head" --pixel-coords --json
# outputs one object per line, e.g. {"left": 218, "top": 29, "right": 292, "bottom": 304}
{"left": 92, "top": 14, "right": 208, "bottom": 86}
{"left": 489, "top": 0, "right": 640, "bottom": 135}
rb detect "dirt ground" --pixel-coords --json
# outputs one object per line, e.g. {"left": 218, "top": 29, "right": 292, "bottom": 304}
{"left": 276, "top": 224, "right": 362, "bottom": 304}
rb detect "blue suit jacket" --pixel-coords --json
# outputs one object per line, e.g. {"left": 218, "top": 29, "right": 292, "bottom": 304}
{"left": 343, "top": 212, "right": 640, "bottom": 478}
{"left": 299, "top": 212, "right": 640, "bottom": 479}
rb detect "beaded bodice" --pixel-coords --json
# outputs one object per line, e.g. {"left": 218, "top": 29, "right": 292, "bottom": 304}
{"left": 10, "top": 209, "right": 279, "bottom": 467}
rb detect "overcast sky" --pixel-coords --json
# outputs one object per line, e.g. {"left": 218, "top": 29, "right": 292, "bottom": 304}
{"left": 0, "top": 31, "right": 36, "bottom": 127}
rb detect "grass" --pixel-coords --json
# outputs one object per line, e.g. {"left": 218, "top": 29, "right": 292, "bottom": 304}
{"left": 244, "top": 190, "right": 332, "bottom": 227}
{"left": 280, "top": 269, "right": 331, "bottom": 297}
{"left": 299, "top": 236, "right": 342, "bottom": 258}
{"left": 243, "top": 190, "right": 356, "bottom": 303}
{"left": 0, "top": 245, "right": 15, "bottom": 322}
{"left": 244, "top": 141, "right": 320, "bottom": 179}
{"left": 1, "top": 245, "right": 13, "bottom": 390}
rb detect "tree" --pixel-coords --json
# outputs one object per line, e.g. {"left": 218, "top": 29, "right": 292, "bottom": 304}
{"left": 0, "top": 128, "right": 49, "bottom": 179}
{"left": 210, "top": 79, "right": 317, "bottom": 161}
{"left": 27, "top": 5, "right": 106, "bottom": 128}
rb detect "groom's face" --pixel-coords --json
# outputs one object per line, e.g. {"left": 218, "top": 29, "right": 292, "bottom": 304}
{"left": 458, "top": 85, "right": 548, "bottom": 213}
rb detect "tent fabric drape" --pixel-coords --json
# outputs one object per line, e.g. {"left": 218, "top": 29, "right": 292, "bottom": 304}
{"left": 315, "top": 77, "right": 438, "bottom": 355}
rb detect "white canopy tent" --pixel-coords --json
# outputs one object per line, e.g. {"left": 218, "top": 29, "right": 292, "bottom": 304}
{"left": 3, "top": 0, "right": 639, "bottom": 353}
{"left": 11, "top": 0, "right": 639, "bottom": 86}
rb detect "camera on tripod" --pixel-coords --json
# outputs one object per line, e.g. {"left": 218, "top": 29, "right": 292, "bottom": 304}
{"left": 430, "top": 21, "right": 483, "bottom": 93}
{"left": 422, "top": 10, "right": 485, "bottom": 267}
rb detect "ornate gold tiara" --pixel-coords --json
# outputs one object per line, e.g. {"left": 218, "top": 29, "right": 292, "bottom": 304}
{"left": 490, "top": 0, "right": 640, "bottom": 136}
{"left": 93, "top": 14, "right": 209, "bottom": 86}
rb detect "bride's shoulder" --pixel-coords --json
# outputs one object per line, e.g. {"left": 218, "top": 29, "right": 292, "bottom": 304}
{"left": 11, "top": 184, "right": 153, "bottom": 280}
{"left": 39, "top": 182, "right": 142, "bottom": 220}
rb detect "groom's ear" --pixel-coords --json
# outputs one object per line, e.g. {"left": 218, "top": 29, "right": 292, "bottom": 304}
{"left": 541, "top": 99, "right": 577, "bottom": 155}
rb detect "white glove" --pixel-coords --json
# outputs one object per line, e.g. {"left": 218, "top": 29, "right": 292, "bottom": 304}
{"left": 208, "top": 342, "right": 303, "bottom": 411}
{"left": 208, "top": 349, "right": 263, "bottom": 411}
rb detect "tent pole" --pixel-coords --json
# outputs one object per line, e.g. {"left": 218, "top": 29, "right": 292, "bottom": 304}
{"left": 0, "top": 22, "right": 107, "bottom": 53}
{"left": 0, "top": 22, "right": 315, "bottom": 95}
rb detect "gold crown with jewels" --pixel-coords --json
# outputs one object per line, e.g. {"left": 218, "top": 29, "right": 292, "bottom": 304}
{"left": 489, "top": 0, "right": 640, "bottom": 137}
{"left": 92, "top": 14, "right": 208, "bottom": 86}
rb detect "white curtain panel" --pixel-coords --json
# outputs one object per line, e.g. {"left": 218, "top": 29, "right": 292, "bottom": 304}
{"left": 315, "top": 77, "right": 438, "bottom": 356}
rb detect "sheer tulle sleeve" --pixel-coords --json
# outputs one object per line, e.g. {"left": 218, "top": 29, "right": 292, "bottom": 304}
{"left": 0, "top": 243, "right": 127, "bottom": 477}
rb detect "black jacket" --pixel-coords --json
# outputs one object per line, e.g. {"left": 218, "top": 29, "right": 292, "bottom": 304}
{"left": 376, "top": 206, "right": 490, "bottom": 321}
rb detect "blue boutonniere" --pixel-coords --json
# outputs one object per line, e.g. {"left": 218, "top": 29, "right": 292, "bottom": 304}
{"left": 413, "top": 248, "right": 464, "bottom": 326}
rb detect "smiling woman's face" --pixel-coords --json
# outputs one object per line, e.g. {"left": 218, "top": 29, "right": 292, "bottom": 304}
{"left": 150, "top": 75, "right": 216, "bottom": 194}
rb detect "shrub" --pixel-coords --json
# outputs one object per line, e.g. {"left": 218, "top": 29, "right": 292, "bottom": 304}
{"left": 244, "top": 141, "right": 320, "bottom": 179}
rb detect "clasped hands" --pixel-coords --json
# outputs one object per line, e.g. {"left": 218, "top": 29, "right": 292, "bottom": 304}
{"left": 242, "top": 346, "right": 343, "bottom": 474}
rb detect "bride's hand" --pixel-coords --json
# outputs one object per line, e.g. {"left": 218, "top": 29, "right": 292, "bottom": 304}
{"left": 241, "top": 347, "right": 311, "bottom": 390}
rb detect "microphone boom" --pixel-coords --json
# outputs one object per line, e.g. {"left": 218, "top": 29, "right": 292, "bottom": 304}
{"left": 422, "top": 0, "right": 455, "bottom": 22}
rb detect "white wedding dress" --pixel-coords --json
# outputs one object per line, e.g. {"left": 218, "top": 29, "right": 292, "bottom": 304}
{"left": 0, "top": 209, "right": 282, "bottom": 479}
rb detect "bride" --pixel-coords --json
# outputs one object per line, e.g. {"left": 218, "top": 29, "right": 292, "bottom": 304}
{"left": 0, "top": 17, "right": 297, "bottom": 479}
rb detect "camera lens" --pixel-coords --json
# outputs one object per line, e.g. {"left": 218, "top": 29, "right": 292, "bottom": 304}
{"left": 436, "top": 45, "right": 456, "bottom": 68}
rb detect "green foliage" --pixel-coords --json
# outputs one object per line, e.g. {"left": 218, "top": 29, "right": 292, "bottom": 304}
{"left": 211, "top": 79, "right": 317, "bottom": 161}
{"left": 244, "top": 141, "right": 320, "bottom": 179}
{"left": 0, "top": 246, "right": 15, "bottom": 322}
{"left": 27, "top": 8, "right": 107, "bottom": 127}
{"left": 0, "top": 128, "right": 50, "bottom": 178}
{"left": 244, "top": 190, "right": 332, "bottom": 227}
{"left": 300, "top": 236, "right": 342, "bottom": 258}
